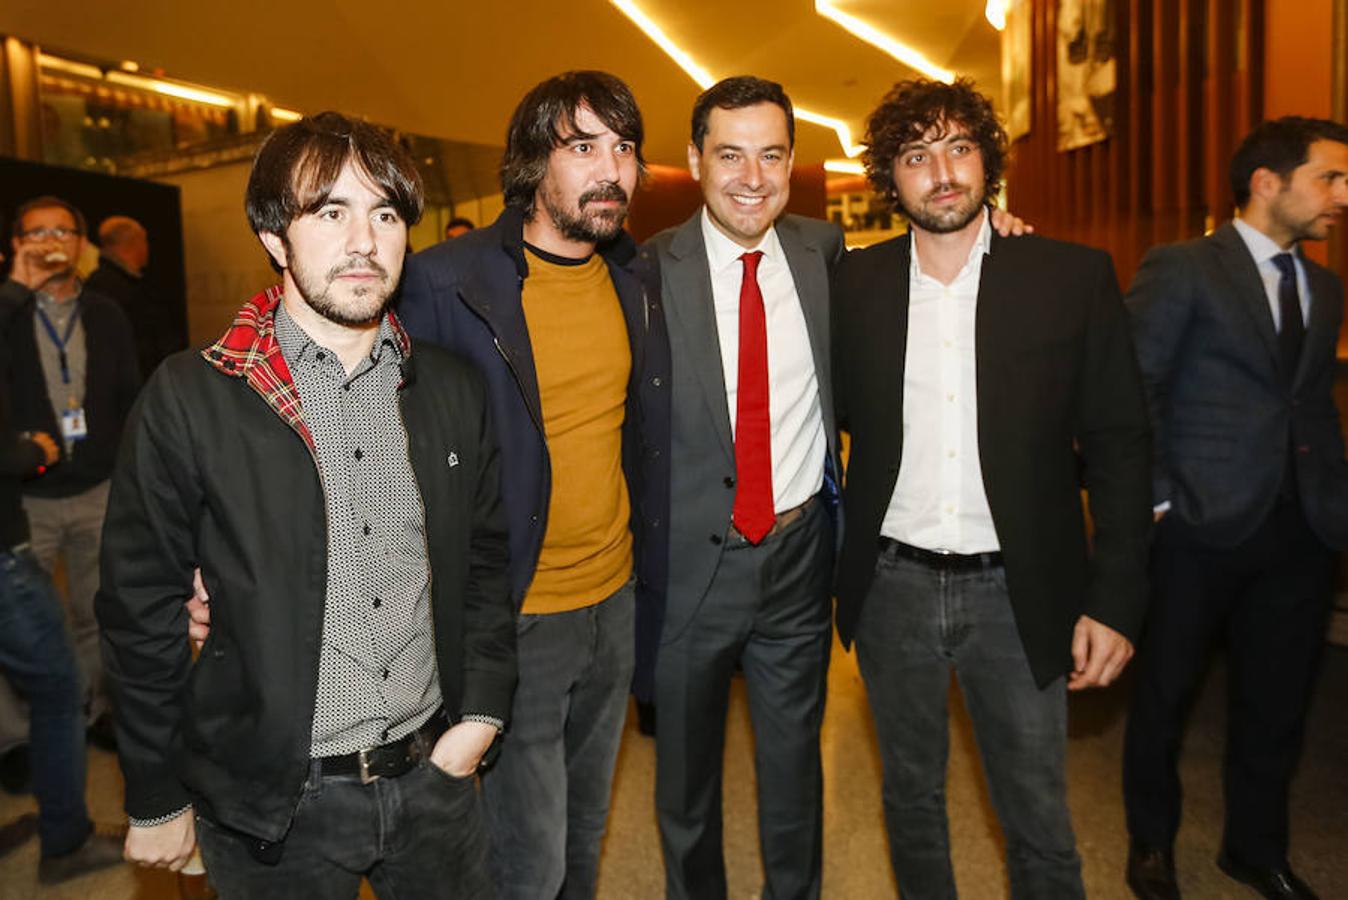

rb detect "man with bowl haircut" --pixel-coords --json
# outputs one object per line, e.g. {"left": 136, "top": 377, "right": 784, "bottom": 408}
{"left": 398, "top": 71, "right": 670, "bottom": 900}
{"left": 831, "top": 78, "right": 1151, "bottom": 899}
{"left": 97, "top": 111, "right": 515, "bottom": 898}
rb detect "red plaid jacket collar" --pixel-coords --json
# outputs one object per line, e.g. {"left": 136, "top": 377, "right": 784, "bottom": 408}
{"left": 202, "top": 286, "right": 413, "bottom": 454}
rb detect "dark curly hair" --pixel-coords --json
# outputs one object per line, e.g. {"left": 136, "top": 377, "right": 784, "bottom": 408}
{"left": 862, "top": 78, "right": 1007, "bottom": 208}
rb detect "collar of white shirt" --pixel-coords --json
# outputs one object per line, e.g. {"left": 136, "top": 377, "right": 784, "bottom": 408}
{"left": 909, "top": 207, "right": 993, "bottom": 289}
{"left": 700, "top": 206, "right": 784, "bottom": 276}
{"left": 1232, "top": 215, "right": 1302, "bottom": 268}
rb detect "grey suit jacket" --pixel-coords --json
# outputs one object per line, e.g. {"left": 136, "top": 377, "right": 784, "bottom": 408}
{"left": 641, "top": 211, "right": 845, "bottom": 642}
{"left": 1126, "top": 221, "right": 1348, "bottom": 549}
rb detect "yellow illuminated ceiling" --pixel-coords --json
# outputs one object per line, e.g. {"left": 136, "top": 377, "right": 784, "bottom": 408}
{"left": 0, "top": 0, "right": 1001, "bottom": 166}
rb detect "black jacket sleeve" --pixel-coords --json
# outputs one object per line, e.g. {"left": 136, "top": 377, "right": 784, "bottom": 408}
{"left": 95, "top": 366, "right": 203, "bottom": 820}
{"left": 1076, "top": 252, "right": 1153, "bottom": 642}
{"left": 456, "top": 376, "right": 517, "bottom": 724}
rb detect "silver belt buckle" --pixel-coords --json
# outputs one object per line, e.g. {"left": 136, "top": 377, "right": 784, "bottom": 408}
{"left": 357, "top": 748, "right": 380, "bottom": 784}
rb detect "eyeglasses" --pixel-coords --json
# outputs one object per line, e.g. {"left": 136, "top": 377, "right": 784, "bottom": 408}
{"left": 19, "top": 227, "right": 81, "bottom": 241}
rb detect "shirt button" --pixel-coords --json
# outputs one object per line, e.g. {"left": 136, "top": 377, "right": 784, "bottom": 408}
{"left": 947, "top": 393, "right": 955, "bottom": 402}
{"left": 724, "top": 476, "right": 735, "bottom": 488}
{"left": 652, "top": 377, "right": 663, "bottom": 387}
{"left": 947, "top": 450, "right": 956, "bottom": 458}
{"left": 943, "top": 340, "right": 953, "bottom": 349}
{"left": 372, "top": 597, "right": 382, "bottom": 609}
{"left": 354, "top": 448, "right": 363, "bottom": 460}
{"left": 380, "top": 728, "right": 389, "bottom": 741}
{"left": 343, "top": 383, "right": 351, "bottom": 392}
{"left": 316, "top": 351, "right": 326, "bottom": 361}
{"left": 363, "top": 523, "right": 371, "bottom": 536}
{"left": 382, "top": 668, "right": 390, "bottom": 680}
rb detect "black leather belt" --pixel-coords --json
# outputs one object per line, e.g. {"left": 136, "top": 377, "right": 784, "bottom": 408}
{"left": 878, "top": 537, "right": 1003, "bottom": 572}
{"left": 319, "top": 708, "right": 450, "bottom": 784}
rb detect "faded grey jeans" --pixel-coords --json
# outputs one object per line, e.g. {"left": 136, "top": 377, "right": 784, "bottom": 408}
{"left": 480, "top": 578, "right": 634, "bottom": 900}
{"left": 855, "top": 549, "right": 1083, "bottom": 900}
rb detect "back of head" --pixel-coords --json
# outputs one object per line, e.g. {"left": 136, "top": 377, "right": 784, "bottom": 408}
{"left": 500, "top": 70, "right": 646, "bottom": 214}
{"left": 1230, "top": 116, "right": 1348, "bottom": 209}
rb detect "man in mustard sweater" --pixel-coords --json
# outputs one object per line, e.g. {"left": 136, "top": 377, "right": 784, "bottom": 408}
{"left": 397, "top": 72, "right": 670, "bottom": 900}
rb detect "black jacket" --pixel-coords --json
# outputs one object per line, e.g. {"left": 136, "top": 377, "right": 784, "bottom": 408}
{"left": 832, "top": 231, "right": 1152, "bottom": 687}
{"left": 0, "top": 338, "right": 44, "bottom": 548}
{"left": 96, "top": 290, "right": 516, "bottom": 840}
{"left": 85, "top": 256, "right": 177, "bottom": 378}
{"left": 1125, "top": 222, "right": 1348, "bottom": 549}
{"left": 1, "top": 279, "right": 140, "bottom": 498}
{"left": 397, "top": 207, "right": 672, "bottom": 702}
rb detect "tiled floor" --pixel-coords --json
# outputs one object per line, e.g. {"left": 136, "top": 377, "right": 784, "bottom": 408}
{"left": 2, "top": 643, "right": 1344, "bottom": 899}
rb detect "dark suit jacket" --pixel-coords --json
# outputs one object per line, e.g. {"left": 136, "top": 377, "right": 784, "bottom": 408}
{"left": 833, "top": 230, "right": 1152, "bottom": 687}
{"left": 642, "top": 212, "right": 845, "bottom": 649}
{"left": 1125, "top": 221, "right": 1348, "bottom": 550}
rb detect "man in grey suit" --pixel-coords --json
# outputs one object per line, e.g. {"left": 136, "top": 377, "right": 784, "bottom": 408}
{"left": 638, "top": 76, "right": 843, "bottom": 900}
{"left": 1123, "top": 117, "right": 1348, "bottom": 900}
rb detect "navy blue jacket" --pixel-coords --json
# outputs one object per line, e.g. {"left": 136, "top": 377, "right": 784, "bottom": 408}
{"left": 397, "top": 207, "right": 672, "bottom": 701}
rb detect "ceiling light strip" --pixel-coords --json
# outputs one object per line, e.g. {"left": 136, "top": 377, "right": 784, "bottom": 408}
{"left": 814, "top": 1, "right": 955, "bottom": 83}
{"left": 609, "top": 0, "right": 715, "bottom": 89}
{"left": 609, "top": 0, "right": 867, "bottom": 157}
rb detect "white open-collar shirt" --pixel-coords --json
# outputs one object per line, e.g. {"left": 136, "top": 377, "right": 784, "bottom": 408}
{"left": 882, "top": 209, "right": 1001, "bottom": 553}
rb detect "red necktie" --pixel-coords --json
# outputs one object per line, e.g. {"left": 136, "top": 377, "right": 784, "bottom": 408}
{"left": 732, "top": 251, "right": 775, "bottom": 544}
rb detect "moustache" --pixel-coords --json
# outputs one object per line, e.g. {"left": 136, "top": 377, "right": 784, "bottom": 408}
{"left": 579, "top": 184, "right": 629, "bottom": 208}
{"left": 329, "top": 258, "right": 389, "bottom": 280}
{"left": 926, "top": 181, "right": 971, "bottom": 200}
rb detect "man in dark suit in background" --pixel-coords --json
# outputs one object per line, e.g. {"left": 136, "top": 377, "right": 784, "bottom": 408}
{"left": 832, "top": 78, "right": 1151, "bottom": 899}
{"left": 1123, "top": 118, "right": 1348, "bottom": 900}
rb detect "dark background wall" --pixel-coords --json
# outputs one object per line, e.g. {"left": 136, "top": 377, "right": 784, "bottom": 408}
{"left": 0, "top": 157, "right": 189, "bottom": 370}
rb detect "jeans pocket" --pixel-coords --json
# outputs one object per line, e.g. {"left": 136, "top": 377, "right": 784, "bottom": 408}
{"left": 422, "top": 758, "right": 476, "bottom": 788}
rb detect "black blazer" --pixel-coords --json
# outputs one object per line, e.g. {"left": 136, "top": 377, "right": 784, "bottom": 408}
{"left": 1125, "top": 221, "right": 1348, "bottom": 550}
{"left": 832, "top": 231, "right": 1152, "bottom": 687}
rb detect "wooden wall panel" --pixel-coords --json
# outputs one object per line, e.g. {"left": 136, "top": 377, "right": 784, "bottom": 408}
{"left": 1005, "top": 0, "right": 1264, "bottom": 285}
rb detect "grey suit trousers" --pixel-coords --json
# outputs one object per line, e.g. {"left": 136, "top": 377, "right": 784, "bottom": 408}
{"left": 655, "top": 500, "right": 832, "bottom": 900}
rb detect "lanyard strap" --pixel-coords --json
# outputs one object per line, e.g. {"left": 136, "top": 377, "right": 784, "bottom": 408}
{"left": 35, "top": 301, "right": 82, "bottom": 386}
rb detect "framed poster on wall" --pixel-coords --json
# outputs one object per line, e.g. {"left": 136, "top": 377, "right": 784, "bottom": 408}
{"left": 1057, "top": 0, "right": 1117, "bottom": 151}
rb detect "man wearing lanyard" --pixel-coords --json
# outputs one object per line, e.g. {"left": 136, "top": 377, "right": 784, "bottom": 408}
{"left": 3, "top": 196, "right": 140, "bottom": 746}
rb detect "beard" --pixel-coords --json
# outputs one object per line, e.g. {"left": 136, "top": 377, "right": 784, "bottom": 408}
{"left": 540, "top": 182, "right": 629, "bottom": 245}
{"left": 287, "top": 250, "right": 394, "bottom": 327}
{"left": 897, "top": 180, "right": 987, "bottom": 234}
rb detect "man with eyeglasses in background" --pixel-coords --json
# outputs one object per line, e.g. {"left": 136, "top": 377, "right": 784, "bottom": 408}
{"left": 3, "top": 196, "right": 140, "bottom": 751}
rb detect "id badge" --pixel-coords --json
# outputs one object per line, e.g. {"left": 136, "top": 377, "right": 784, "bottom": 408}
{"left": 61, "top": 406, "right": 89, "bottom": 442}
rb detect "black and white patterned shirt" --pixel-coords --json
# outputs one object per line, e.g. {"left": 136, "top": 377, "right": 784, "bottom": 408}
{"left": 273, "top": 303, "right": 442, "bottom": 757}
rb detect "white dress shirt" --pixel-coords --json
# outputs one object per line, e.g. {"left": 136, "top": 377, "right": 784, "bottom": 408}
{"left": 881, "top": 210, "right": 1000, "bottom": 553}
{"left": 701, "top": 209, "right": 825, "bottom": 514}
{"left": 1231, "top": 216, "right": 1311, "bottom": 330}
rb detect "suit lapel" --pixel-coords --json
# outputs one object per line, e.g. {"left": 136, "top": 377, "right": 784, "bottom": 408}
{"left": 776, "top": 217, "right": 834, "bottom": 436}
{"left": 665, "top": 212, "right": 735, "bottom": 462}
{"left": 1211, "top": 224, "right": 1282, "bottom": 374}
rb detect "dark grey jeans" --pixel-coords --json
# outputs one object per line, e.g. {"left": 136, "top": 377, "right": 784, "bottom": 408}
{"left": 480, "top": 578, "right": 635, "bottom": 900}
{"left": 855, "top": 551, "right": 1083, "bottom": 900}
{"left": 196, "top": 758, "right": 493, "bottom": 899}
